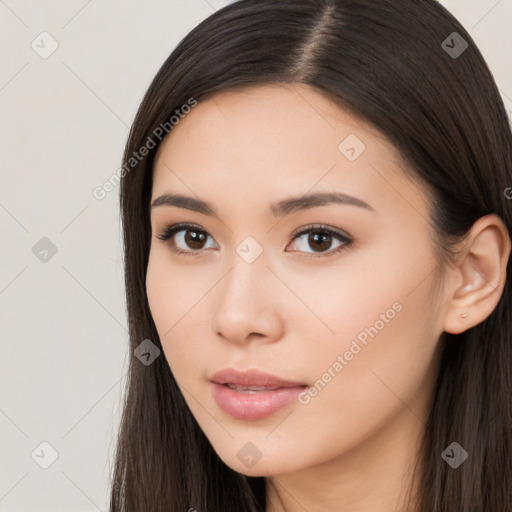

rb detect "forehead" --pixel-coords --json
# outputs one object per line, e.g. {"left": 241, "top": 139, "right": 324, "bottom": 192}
{"left": 151, "top": 83, "right": 427, "bottom": 220}
{"left": 154, "top": 83, "right": 397, "bottom": 168}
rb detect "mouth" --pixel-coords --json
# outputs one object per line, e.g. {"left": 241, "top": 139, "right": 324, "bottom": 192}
{"left": 209, "top": 367, "right": 308, "bottom": 420}
{"left": 222, "top": 383, "right": 281, "bottom": 394}
{"left": 209, "top": 367, "right": 308, "bottom": 389}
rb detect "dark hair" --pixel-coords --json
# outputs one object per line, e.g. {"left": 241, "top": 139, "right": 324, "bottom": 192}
{"left": 111, "top": 0, "right": 512, "bottom": 510}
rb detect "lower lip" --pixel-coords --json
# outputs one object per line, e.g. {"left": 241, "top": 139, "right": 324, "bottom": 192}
{"left": 210, "top": 382, "right": 307, "bottom": 421}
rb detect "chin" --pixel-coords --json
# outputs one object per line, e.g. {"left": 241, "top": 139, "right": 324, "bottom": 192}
{"left": 216, "top": 449, "right": 301, "bottom": 478}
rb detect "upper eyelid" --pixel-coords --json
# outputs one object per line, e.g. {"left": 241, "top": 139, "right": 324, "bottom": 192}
{"left": 158, "top": 222, "right": 352, "bottom": 245}
{"left": 290, "top": 223, "right": 351, "bottom": 240}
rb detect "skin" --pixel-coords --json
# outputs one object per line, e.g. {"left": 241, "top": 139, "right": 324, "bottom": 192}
{"left": 146, "top": 83, "right": 510, "bottom": 511}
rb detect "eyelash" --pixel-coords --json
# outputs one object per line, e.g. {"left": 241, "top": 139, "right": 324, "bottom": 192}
{"left": 156, "top": 222, "right": 353, "bottom": 259}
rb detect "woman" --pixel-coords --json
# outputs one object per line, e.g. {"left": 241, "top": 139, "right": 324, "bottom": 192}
{"left": 110, "top": 1, "right": 512, "bottom": 510}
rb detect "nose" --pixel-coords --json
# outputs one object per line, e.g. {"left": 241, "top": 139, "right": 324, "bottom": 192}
{"left": 211, "top": 253, "right": 285, "bottom": 345}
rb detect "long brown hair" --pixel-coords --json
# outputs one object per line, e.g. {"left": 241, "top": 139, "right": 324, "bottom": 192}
{"left": 111, "top": 1, "right": 512, "bottom": 510}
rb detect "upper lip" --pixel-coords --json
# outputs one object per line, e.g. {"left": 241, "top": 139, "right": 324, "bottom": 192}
{"left": 210, "top": 368, "right": 307, "bottom": 388}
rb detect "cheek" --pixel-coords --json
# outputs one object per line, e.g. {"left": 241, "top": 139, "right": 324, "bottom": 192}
{"left": 295, "top": 261, "right": 440, "bottom": 445}
{"left": 146, "top": 250, "right": 168, "bottom": 331}
{"left": 145, "top": 249, "right": 215, "bottom": 379}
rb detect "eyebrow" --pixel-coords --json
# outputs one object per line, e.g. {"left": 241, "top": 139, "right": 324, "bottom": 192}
{"left": 151, "top": 191, "right": 374, "bottom": 217}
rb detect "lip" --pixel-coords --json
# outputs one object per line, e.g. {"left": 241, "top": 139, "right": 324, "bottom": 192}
{"left": 210, "top": 368, "right": 307, "bottom": 388}
{"left": 209, "top": 368, "right": 308, "bottom": 421}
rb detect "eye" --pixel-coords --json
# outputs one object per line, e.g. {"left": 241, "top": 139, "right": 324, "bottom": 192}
{"left": 156, "top": 222, "right": 353, "bottom": 258}
{"left": 156, "top": 223, "right": 217, "bottom": 257}
{"left": 286, "top": 224, "right": 352, "bottom": 258}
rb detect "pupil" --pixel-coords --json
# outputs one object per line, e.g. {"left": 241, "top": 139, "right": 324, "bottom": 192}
{"left": 309, "top": 232, "right": 331, "bottom": 251}
{"left": 185, "top": 230, "right": 206, "bottom": 249}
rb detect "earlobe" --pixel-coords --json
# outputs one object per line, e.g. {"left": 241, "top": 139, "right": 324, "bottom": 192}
{"left": 442, "top": 214, "right": 511, "bottom": 335}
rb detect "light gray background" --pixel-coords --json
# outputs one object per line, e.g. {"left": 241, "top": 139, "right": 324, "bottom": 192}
{"left": 1, "top": 1, "right": 511, "bottom": 510}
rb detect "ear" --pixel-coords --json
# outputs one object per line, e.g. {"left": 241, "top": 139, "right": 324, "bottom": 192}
{"left": 443, "top": 214, "right": 511, "bottom": 334}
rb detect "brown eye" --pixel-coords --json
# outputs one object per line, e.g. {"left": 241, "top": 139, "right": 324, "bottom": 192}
{"left": 287, "top": 224, "right": 353, "bottom": 258}
{"left": 307, "top": 232, "right": 333, "bottom": 252}
{"left": 157, "top": 222, "right": 353, "bottom": 259}
{"left": 182, "top": 229, "right": 208, "bottom": 250}
{"left": 157, "top": 223, "right": 217, "bottom": 256}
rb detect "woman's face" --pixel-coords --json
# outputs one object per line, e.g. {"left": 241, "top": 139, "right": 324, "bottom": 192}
{"left": 146, "top": 83, "right": 448, "bottom": 477}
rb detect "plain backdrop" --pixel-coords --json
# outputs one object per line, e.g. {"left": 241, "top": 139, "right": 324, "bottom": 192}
{"left": 0, "top": 1, "right": 511, "bottom": 510}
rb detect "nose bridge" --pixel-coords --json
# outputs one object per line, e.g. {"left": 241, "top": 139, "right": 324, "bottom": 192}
{"left": 211, "top": 239, "right": 283, "bottom": 342}
{"left": 221, "top": 240, "right": 270, "bottom": 311}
